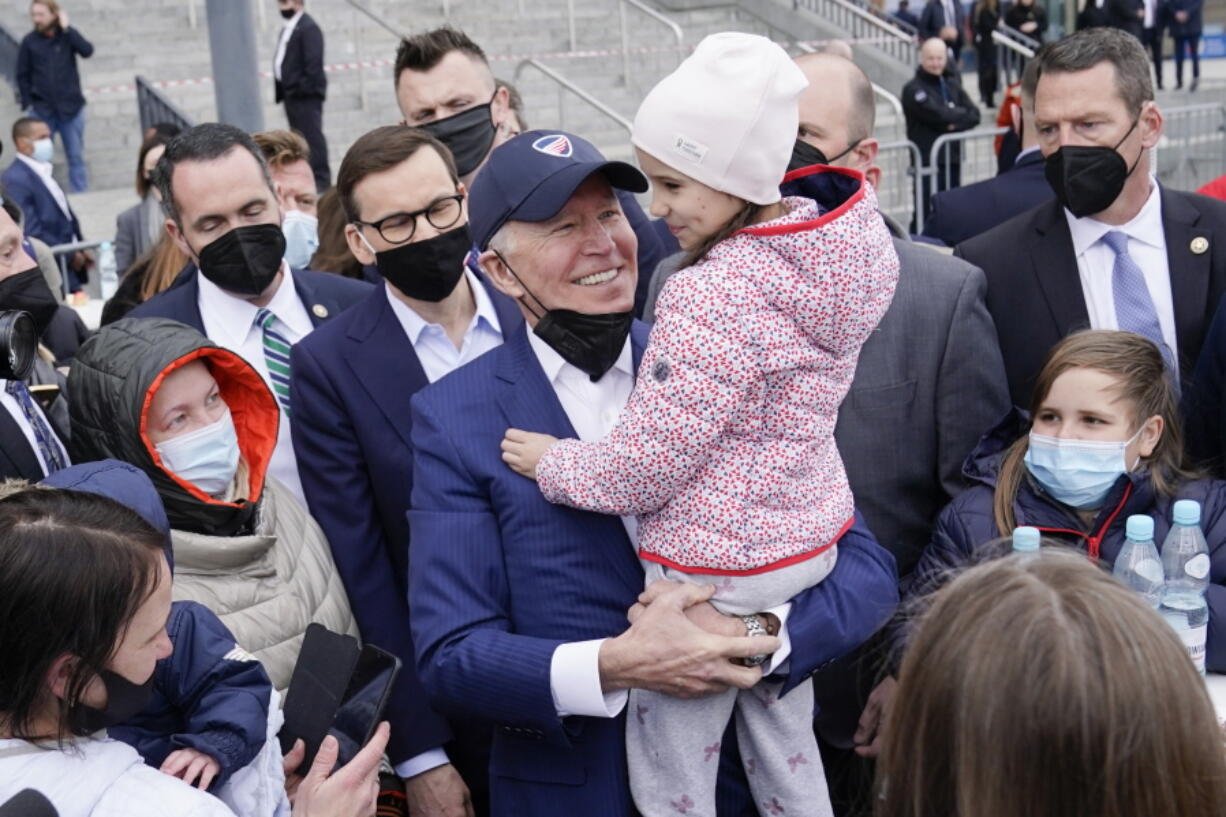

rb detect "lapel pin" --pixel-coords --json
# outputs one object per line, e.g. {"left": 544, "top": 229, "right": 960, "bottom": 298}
{"left": 312, "top": 304, "right": 329, "bottom": 319}
{"left": 1191, "top": 236, "right": 1209, "bottom": 255}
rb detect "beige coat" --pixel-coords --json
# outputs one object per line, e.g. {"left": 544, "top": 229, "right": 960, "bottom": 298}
{"left": 170, "top": 477, "right": 358, "bottom": 691}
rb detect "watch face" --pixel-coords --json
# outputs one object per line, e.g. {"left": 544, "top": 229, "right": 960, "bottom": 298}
{"left": 743, "top": 654, "right": 769, "bottom": 667}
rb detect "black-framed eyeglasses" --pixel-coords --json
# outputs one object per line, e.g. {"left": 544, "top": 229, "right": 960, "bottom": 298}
{"left": 353, "top": 194, "right": 464, "bottom": 245}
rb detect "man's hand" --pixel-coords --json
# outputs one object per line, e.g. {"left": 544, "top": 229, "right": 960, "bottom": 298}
{"left": 57, "top": 8, "right": 68, "bottom": 29}
{"left": 1020, "top": 20, "right": 1037, "bottom": 32}
{"left": 627, "top": 579, "right": 778, "bottom": 642}
{"left": 405, "top": 763, "right": 475, "bottom": 817}
{"left": 160, "top": 747, "right": 221, "bottom": 790}
{"left": 599, "top": 582, "right": 779, "bottom": 698}
{"left": 853, "top": 676, "right": 898, "bottom": 758}
{"left": 292, "top": 722, "right": 389, "bottom": 817}
{"left": 939, "top": 24, "right": 957, "bottom": 41}
{"left": 500, "top": 428, "right": 558, "bottom": 480}
{"left": 1175, "top": 9, "right": 1188, "bottom": 22}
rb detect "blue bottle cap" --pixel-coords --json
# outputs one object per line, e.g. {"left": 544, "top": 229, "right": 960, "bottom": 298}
{"left": 1173, "top": 499, "right": 1201, "bottom": 527}
{"left": 1012, "top": 526, "right": 1040, "bottom": 552}
{"left": 1126, "top": 514, "right": 1154, "bottom": 541}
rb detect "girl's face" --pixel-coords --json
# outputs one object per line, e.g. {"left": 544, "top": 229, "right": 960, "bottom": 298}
{"left": 635, "top": 148, "right": 745, "bottom": 252}
{"left": 147, "top": 360, "right": 229, "bottom": 445}
{"left": 1032, "top": 367, "right": 1163, "bottom": 464}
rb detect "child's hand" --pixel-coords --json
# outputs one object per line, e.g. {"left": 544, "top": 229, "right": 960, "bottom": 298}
{"left": 500, "top": 429, "right": 559, "bottom": 480}
{"left": 161, "top": 747, "right": 221, "bottom": 790}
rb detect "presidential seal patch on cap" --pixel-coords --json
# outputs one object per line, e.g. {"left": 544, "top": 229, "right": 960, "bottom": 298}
{"left": 532, "top": 134, "right": 574, "bottom": 158}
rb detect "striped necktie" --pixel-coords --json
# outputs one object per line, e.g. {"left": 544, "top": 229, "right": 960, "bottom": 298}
{"left": 6, "top": 380, "right": 66, "bottom": 473}
{"left": 255, "top": 308, "right": 293, "bottom": 415}
{"left": 1101, "top": 231, "right": 1175, "bottom": 373}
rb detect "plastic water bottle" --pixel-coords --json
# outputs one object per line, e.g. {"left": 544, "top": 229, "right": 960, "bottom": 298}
{"left": 1160, "top": 500, "right": 1210, "bottom": 675}
{"left": 1012, "top": 526, "right": 1040, "bottom": 561}
{"left": 1111, "top": 514, "right": 1163, "bottom": 607}
{"left": 98, "top": 240, "right": 118, "bottom": 301}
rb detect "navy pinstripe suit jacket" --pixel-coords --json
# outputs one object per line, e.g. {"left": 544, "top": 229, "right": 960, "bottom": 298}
{"left": 408, "top": 321, "right": 899, "bottom": 815}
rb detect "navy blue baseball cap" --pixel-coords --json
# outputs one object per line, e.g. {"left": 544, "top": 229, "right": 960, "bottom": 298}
{"left": 469, "top": 130, "right": 648, "bottom": 251}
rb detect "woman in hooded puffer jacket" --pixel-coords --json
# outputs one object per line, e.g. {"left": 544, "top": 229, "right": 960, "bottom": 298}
{"left": 67, "top": 317, "right": 357, "bottom": 691}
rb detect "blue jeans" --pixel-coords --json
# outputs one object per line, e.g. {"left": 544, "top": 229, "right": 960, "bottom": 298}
{"left": 40, "top": 108, "right": 87, "bottom": 192}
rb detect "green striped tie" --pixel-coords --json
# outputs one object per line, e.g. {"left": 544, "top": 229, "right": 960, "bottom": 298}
{"left": 255, "top": 308, "right": 293, "bottom": 415}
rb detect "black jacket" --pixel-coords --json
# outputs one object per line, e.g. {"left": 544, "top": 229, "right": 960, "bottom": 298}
{"left": 274, "top": 12, "right": 326, "bottom": 102}
{"left": 1004, "top": 1, "right": 1048, "bottom": 41}
{"left": 919, "top": 0, "right": 966, "bottom": 44}
{"left": 1108, "top": 0, "right": 1145, "bottom": 36}
{"left": 902, "top": 67, "right": 981, "bottom": 164}
{"left": 956, "top": 188, "right": 1226, "bottom": 407}
{"left": 16, "top": 25, "right": 92, "bottom": 119}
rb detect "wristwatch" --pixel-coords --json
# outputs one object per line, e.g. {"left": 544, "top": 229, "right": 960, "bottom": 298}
{"left": 739, "top": 614, "right": 770, "bottom": 667}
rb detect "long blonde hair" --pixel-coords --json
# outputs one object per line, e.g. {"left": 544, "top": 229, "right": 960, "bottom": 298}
{"left": 877, "top": 550, "right": 1226, "bottom": 817}
{"left": 136, "top": 232, "right": 190, "bottom": 303}
{"left": 993, "top": 330, "right": 1192, "bottom": 534}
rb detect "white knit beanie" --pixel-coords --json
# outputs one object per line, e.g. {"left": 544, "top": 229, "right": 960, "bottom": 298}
{"left": 631, "top": 33, "right": 808, "bottom": 205}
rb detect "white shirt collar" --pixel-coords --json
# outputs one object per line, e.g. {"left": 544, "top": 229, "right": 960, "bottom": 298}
{"left": 16, "top": 152, "right": 50, "bottom": 175}
{"left": 1014, "top": 145, "right": 1042, "bottom": 164}
{"left": 384, "top": 268, "right": 502, "bottom": 346}
{"left": 1066, "top": 176, "right": 1164, "bottom": 257}
{"left": 196, "top": 260, "right": 308, "bottom": 346}
{"left": 526, "top": 323, "right": 634, "bottom": 385}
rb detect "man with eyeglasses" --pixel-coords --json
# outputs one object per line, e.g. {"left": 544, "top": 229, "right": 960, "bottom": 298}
{"left": 289, "top": 125, "right": 522, "bottom": 817}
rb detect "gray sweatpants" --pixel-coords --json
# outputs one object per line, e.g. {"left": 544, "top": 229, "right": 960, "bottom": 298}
{"left": 627, "top": 552, "right": 837, "bottom": 817}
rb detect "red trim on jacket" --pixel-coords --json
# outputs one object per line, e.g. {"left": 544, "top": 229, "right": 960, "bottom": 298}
{"left": 739, "top": 165, "right": 868, "bottom": 237}
{"left": 638, "top": 515, "right": 854, "bottom": 577}
{"left": 1025, "top": 482, "right": 1135, "bottom": 561}
{"left": 139, "top": 347, "right": 279, "bottom": 508}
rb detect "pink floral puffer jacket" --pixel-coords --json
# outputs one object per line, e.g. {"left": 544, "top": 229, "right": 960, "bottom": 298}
{"left": 536, "top": 168, "right": 899, "bottom": 574}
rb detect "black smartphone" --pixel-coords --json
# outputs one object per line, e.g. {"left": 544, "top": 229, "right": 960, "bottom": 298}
{"left": 327, "top": 644, "right": 401, "bottom": 769}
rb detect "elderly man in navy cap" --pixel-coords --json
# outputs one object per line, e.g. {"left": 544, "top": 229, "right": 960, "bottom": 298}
{"left": 406, "top": 130, "right": 899, "bottom": 817}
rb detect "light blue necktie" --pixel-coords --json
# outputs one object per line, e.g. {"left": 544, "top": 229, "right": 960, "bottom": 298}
{"left": 255, "top": 308, "right": 293, "bottom": 415}
{"left": 1101, "top": 230, "right": 1175, "bottom": 372}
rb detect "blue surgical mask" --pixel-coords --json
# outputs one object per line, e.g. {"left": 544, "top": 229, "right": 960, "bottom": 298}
{"left": 1023, "top": 428, "right": 1143, "bottom": 510}
{"left": 31, "top": 137, "right": 54, "bottom": 164}
{"left": 154, "top": 407, "right": 241, "bottom": 497}
{"left": 282, "top": 209, "right": 319, "bottom": 271}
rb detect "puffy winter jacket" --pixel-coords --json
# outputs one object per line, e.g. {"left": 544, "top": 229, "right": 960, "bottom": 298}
{"left": 907, "top": 409, "right": 1226, "bottom": 671}
{"left": 537, "top": 168, "right": 899, "bottom": 573}
{"left": 42, "top": 461, "right": 272, "bottom": 790}
{"left": 67, "top": 317, "right": 357, "bottom": 690}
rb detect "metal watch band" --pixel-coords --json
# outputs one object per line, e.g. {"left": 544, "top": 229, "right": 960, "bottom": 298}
{"left": 740, "top": 614, "right": 770, "bottom": 667}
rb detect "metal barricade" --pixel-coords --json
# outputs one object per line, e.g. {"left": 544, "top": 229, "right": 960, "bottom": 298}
{"left": 48, "top": 239, "right": 105, "bottom": 300}
{"left": 992, "top": 25, "right": 1037, "bottom": 87}
{"left": 928, "top": 125, "right": 1009, "bottom": 195}
{"left": 876, "top": 139, "right": 924, "bottom": 232}
{"left": 1155, "top": 103, "right": 1226, "bottom": 193}
{"left": 135, "top": 76, "right": 195, "bottom": 135}
{"left": 793, "top": 0, "right": 916, "bottom": 69}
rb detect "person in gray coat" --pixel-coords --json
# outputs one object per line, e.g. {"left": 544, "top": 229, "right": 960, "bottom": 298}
{"left": 114, "top": 128, "right": 177, "bottom": 275}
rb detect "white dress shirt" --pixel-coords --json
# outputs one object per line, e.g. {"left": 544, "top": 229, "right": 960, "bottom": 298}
{"left": 1144, "top": 0, "right": 1157, "bottom": 28}
{"left": 273, "top": 10, "right": 303, "bottom": 82}
{"left": 384, "top": 271, "right": 503, "bottom": 383}
{"left": 0, "top": 379, "right": 70, "bottom": 476}
{"left": 16, "top": 153, "right": 73, "bottom": 224}
{"left": 1065, "top": 179, "right": 1177, "bottom": 373}
{"left": 197, "top": 262, "right": 311, "bottom": 503}
{"left": 387, "top": 270, "right": 504, "bottom": 781}
{"left": 530, "top": 328, "right": 793, "bottom": 720}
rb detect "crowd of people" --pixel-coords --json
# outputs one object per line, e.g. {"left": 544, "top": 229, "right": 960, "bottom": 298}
{"left": 0, "top": 1, "right": 1225, "bottom": 816}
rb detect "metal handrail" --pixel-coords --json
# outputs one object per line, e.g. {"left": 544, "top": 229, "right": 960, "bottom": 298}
{"left": 514, "top": 58, "right": 632, "bottom": 133}
{"left": 0, "top": 22, "right": 19, "bottom": 100}
{"left": 135, "top": 75, "right": 195, "bottom": 134}
{"left": 793, "top": 0, "right": 916, "bottom": 69}
{"left": 342, "top": 0, "right": 408, "bottom": 40}
{"left": 996, "top": 22, "right": 1041, "bottom": 52}
{"left": 991, "top": 27, "right": 1035, "bottom": 86}
{"left": 619, "top": 0, "right": 684, "bottom": 85}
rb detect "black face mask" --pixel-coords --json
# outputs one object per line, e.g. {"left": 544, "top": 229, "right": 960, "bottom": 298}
{"left": 1044, "top": 120, "right": 1142, "bottom": 219}
{"left": 420, "top": 99, "right": 498, "bottom": 178}
{"left": 194, "top": 223, "right": 286, "bottom": 297}
{"left": 373, "top": 224, "right": 471, "bottom": 302}
{"left": 280, "top": 7, "right": 296, "bottom": 18}
{"left": 787, "top": 138, "right": 859, "bottom": 173}
{"left": 0, "top": 267, "right": 58, "bottom": 337}
{"left": 494, "top": 251, "right": 632, "bottom": 382}
{"left": 67, "top": 668, "right": 156, "bottom": 736}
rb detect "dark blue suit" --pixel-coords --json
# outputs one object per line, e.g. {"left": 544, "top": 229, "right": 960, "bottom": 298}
{"left": 921, "top": 149, "right": 1052, "bottom": 247}
{"left": 2, "top": 158, "right": 82, "bottom": 249}
{"left": 408, "top": 323, "right": 899, "bottom": 815}
{"left": 289, "top": 278, "right": 522, "bottom": 772}
{"left": 128, "top": 266, "right": 372, "bottom": 332}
